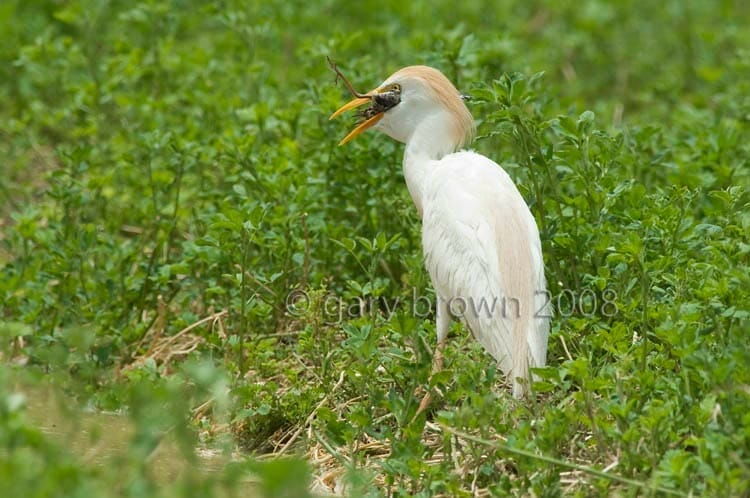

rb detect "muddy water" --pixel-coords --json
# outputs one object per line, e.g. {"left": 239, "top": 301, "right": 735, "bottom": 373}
{"left": 18, "top": 386, "right": 258, "bottom": 494}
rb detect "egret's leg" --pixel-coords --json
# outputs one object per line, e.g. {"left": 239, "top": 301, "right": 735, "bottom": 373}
{"left": 414, "top": 297, "right": 450, "bottom": 418}
{"left": 434, "top": 296, "right": 451, "bottom": 345}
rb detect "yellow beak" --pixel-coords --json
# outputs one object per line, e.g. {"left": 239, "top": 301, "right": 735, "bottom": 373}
{"left": 329, "top": 93, "right": 384, "bottom": 146}
{"left": 329, "top": 96, "right": 370, "bottom": 120}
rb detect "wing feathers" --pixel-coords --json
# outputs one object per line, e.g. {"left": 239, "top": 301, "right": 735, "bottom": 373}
{"left": 421, "top": 151, "right": 549, "bottom": 396}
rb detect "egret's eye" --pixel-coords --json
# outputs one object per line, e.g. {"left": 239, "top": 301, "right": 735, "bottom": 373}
{"left": 380, "top": 83, "right": 400, "bottom": 93}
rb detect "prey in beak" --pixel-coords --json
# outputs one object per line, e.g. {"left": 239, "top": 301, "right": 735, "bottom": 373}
{"left": 327, "top": 57, "right": 401, "bottom": 145}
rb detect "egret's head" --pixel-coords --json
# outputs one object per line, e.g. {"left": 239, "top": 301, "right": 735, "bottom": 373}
{"left": 330, "top": 65, "right": 475, "bottom": 150}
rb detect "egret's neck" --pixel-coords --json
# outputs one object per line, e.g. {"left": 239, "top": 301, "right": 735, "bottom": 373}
{"left": 401, "top": 112, "right": 462, "bottom": 217}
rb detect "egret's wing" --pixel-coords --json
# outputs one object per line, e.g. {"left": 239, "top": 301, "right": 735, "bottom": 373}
{"left": 421, "top": 151, "right": 549, "bottom": 394}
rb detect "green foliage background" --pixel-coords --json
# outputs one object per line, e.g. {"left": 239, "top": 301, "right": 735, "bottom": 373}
{"left": 1, "top": 0, "right": 749, "bottom": 496}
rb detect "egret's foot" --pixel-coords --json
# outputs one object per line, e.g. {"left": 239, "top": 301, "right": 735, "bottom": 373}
{"left": 411, "top": 340, "right": 447, "bottom": 423}
{"left": 414, "top": 390, "right": 433, "bottom": 419}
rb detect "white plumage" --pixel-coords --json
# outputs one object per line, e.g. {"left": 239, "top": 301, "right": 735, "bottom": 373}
{"left": 420, "top": 151, "right": 549, "bottom": 397}
{"left": 330, "top": 64, "right": 549, "bottom": 400}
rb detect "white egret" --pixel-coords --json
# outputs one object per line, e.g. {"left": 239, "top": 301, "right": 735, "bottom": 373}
{"left": 329, "top": 62, "right": 549, "bottom": 409}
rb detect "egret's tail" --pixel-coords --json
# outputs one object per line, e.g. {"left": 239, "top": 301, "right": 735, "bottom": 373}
{"left": 511, "top": 270, "right": 550, "bottom": 398}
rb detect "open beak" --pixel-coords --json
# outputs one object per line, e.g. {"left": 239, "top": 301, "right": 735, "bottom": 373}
{"left": 329, "top": 92, "right": 384, "bottom": 146}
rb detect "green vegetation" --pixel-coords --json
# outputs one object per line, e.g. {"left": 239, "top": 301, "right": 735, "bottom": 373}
{"left": 1, "top": 0, "right": 749, "bottom": 496}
